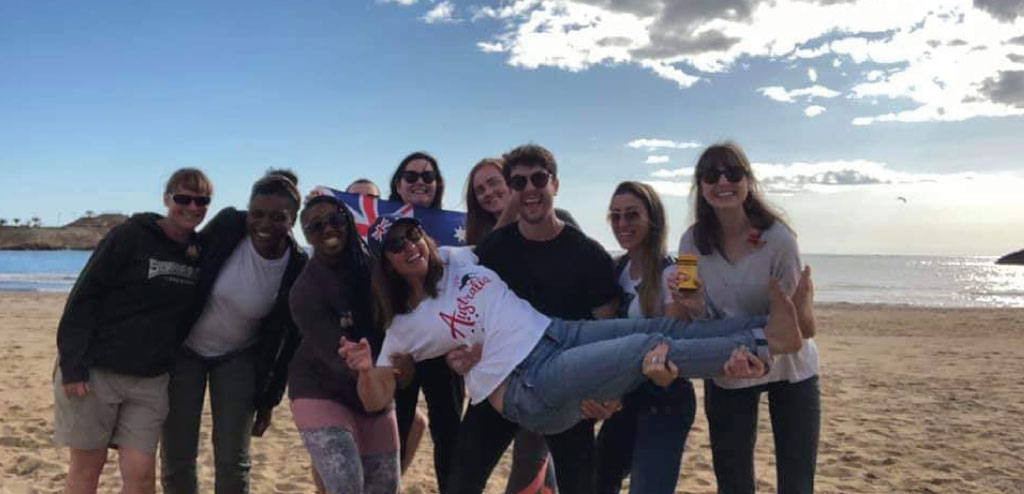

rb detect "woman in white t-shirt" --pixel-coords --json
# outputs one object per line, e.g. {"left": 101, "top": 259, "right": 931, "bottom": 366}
{"left": 677, "top": 142, "right": 819, "bottom": 494}
{"left": 339, "top": 214, "right": 815, "bottom": 438}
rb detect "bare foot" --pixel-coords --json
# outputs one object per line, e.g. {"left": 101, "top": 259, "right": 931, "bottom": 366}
{"left": 793, "top": 266, "right": 816, "bottom": 338}
{"left": 765, "top": 279, "right": 803, "bottom": 354}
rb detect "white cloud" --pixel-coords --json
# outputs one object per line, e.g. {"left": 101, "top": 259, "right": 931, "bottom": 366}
{"left": 422, "top": 1, "right": 458, "bottom": 24}
{"left": 648, "top": 159, "right": 1003, "bottom": 195}
{"left": 477, "top": 41, "right": 505, "bottom": 53}
{"left": 651, "top": 167, "right": 694, "bottom": 179}
{"left": 808, "top": 67, "right": 818, "bottom": 82}
{"left": 645, "top": 155, "right": 670, "bottom": 164}
{"left": 804, "top": 105, "right": 827, "bottom": 117}
{"left": 641, "top": 60, "right": 699, "bottom": 88}
{"left": 627, "top": 138, "right": 701, "bottom": 150}
{"left": 645, "top": 180, "right": 694, "bottom": 197}
{"left": 464, "top": 0, "right": 1024, "bottom": 124}
{"left": 757, "top": 84, "right": 842, "bottom": 103}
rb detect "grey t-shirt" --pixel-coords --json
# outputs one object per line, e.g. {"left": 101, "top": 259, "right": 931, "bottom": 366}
{"left": 678, "top": 222, "right": 819, "bottom": 388}
{"left": 186, "top": 237, "right": 289, "bottom": 357}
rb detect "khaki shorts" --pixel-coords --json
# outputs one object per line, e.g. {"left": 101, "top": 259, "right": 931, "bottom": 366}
{"left": 53, "top": 366, "right": 169, "bottom": 454}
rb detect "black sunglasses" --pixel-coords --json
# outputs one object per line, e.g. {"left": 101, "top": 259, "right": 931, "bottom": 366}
{"left": 401, "top": 170, "right": 437, "bottom": 185}
{"left": 170, "top": 193, "right": 211, "bottom": 206}
{"left": 383, "top": 226, "right": 423, "bottom": 254}
{"left": 701, "top": 166, "right": 747, "bottom": 184}
{"left": 508, "top": 171, "right": 552, "bottom": 191}
{"left": 304, "top": 212, "right": 346, "bottom": 234}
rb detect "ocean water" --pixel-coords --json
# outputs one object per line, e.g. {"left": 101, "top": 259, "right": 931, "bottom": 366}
{"left": 0, "top": 250, "right": 1022, "bottom": 308}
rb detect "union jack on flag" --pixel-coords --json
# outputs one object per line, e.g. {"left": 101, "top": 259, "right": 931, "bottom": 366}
{"left": 308, "top": 186, "right": 468, "bottom": 246}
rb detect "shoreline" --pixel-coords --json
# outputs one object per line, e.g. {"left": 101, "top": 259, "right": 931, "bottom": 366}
{"left": 1, "top": 293, "right": 1022, "bottom": 493}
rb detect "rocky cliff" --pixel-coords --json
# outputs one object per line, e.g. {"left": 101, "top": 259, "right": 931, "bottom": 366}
{"left": 995, "top": 249, "right": 1024, "bottom": 265}
{"left": 0, "top": 214, "right": 128, "bottom": 250}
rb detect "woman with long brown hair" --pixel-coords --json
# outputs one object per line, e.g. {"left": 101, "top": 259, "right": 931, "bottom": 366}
{"left": 678, "top": 142, "right": 819, "bottom": 494}
{"left": 595, "top": 181, "right": 699, "bottom": 494}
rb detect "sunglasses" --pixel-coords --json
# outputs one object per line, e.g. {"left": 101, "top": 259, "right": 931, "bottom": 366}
{"left": 383, "top": 226, "right": 423, "bottom": 254}
{"left": 508, "top": 171, "right": 552, "bottom": 191}
{"left": 249, "top": 209, "right": 290, "bottom": 224}
{"left": 401, "top": 170, "right": 437, "bottom": 184}
{"left": 608, "top": 211, "right": 643, "bottom": 225}
{"left": 304, "top": 212, "right": 346, "bottom": 234}
{"left": 701, "top": 166, "right": 747, "bottom": 184}
{"left": 170, "top": 194, "right": 211, "bottom": 206}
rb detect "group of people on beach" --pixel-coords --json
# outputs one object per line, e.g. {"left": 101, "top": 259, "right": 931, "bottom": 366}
{"left": 53, "top": 142, "right": 821, "bottom": 494}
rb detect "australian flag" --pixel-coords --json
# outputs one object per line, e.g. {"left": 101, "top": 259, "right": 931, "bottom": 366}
{"left": 308, "top": 186, "right": 468, "bottom": 246}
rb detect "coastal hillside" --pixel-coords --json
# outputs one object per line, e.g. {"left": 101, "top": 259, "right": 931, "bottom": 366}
{"left": 0, "top": 214, "right": 128, "bottom": 250}
{"left": 996, "top": 248, "right": 1024, "bottom": 265}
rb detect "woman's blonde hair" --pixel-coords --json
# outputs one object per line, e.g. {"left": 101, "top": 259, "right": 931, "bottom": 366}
{"left": 610, "top": 181, "right": 668, "bottom": 317}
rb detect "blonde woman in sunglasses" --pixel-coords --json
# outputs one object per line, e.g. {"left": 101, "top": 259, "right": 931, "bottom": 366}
{"left": 55, "top": 168, "right": 212, "bottom": 494}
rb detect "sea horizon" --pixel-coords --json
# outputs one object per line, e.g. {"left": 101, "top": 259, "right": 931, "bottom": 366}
{"left": 2, "top": 250, "right": 1021, "bottom": 309}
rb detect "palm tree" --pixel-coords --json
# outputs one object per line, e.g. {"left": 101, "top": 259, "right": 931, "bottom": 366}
{"left": 0, "top": 219, "right": 6, "bottom": 227}
{"left": 84, "top": 210, "right": 95, "bottom": 218}
{"left": 31, "top": 216, "right": 41, "bottom": 227}
{"left": 12, "top": 218, "right": 21, "bottom": 227}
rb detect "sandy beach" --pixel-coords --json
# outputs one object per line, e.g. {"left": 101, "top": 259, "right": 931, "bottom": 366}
{"left": 1, "top": 292, "right": 1021, "bottom": 494}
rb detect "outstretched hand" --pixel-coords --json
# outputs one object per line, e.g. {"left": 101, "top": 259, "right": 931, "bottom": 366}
{"left": 339, "top": 337, "right": 374, "bottom": 372}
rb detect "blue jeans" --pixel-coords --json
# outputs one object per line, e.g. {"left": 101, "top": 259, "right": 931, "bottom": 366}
{"left": 596, "top": 381, "right": 696, "bottom": 494}
{"left": 502, "top": 315, "right": 766, "bottom": 435}
{"left": 705, "top": 375, "right": 821, "bottom": 494}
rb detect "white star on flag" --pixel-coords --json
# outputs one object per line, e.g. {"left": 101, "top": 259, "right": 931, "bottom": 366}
{"left": 454, "top": 225, "right": 466, "bottom": 244}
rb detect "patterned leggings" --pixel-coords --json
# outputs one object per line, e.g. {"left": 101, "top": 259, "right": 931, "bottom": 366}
{"left": 300, "top": 426, "right": 400, "bottom": 494}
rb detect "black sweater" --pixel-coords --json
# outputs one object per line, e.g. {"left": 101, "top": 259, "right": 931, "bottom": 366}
{"left": 57, "top": 213, "right": 202, "bottom": 383}
{"left": 184, "top": 207, "right": 308, "bottom": 410}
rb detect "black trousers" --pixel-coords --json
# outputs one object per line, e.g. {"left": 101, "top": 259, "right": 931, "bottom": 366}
{"left": 447, "top": 401, "right": 596, "bottom": 494}
{"left": 395, "top": 356, "right": 465, "bottom": 493}
{"left": 705, "top": 375, "right": 821, "bottom": 494}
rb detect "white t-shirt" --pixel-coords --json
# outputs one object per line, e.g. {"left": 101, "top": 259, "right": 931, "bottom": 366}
{"left": 618, "top": 259, "right": 675, "bottom": 319}
{"left": 376, "top": 247, "right": 550, "bottom": 404}
{"left": 678, "top": 222, "right": 819, "bottom": 389}
{"left": 186, "top": 238, "right": 290, "bottom": 357}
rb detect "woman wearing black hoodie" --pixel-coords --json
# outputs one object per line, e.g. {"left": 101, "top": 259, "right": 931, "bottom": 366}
{"left": 54, "top": 168, "right": 213, "bottom": 494}
{"left": 160, "top": 170, "right": 308, "bottom": 494}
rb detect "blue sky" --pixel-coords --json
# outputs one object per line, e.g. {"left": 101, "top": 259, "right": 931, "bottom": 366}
{"left": 2, "top": 0, "right": 1023, "bottom": 255}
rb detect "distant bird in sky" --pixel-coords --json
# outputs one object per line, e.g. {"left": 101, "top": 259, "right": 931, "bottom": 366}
{"left": 897, "top": 196, "right": 908, "bottom": 203}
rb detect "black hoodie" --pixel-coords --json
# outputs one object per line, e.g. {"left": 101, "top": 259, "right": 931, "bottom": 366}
{"left": 57, "top": 213, "right": 202, "bottom": 383}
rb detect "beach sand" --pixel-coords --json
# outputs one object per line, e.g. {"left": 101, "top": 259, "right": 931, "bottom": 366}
{"left": 1, "top": 292, "right": 1022, "bottom": 494}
